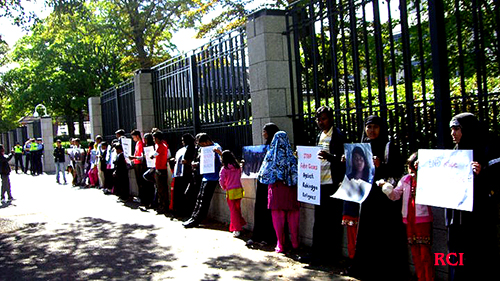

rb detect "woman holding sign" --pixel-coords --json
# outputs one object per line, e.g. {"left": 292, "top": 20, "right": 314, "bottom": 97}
{"left": 346, "top": 115, "right": 408, "bottom": 280}
{"left": 258, "top": 131, "right": 300, "bottom": 254}
{"left": 447, "top": 112, "right": 496, "bottom": 281}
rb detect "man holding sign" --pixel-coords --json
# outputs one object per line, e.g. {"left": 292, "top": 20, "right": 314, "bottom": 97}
{"left": 307, "top": 106, "right": 346, "bottom": 266}
{"left": 183, "top": 133, "right": 222, "bottom": 228}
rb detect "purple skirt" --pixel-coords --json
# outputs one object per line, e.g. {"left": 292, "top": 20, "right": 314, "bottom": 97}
{"left": 268, "top": 181, "right": 300, "bottom": 211}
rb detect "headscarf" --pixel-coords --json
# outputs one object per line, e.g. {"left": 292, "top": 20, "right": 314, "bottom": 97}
{"left": 258, "top": 131, "right": 298, "bottom": 186}
{"left": 361, "top": 115, "right": 389, "bottom": 159}
{"left": 347, "top": 146, "right": 370, "bottom": 182}
{"left": 449, "top": 112, "right": 482, "bottom": 151}
{"left": 263, "top": 123, "right": 280, "bottom": 145}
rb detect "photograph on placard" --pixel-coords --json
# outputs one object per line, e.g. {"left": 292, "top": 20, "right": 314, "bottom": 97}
{"left": 242, "top": 145, "right": 267, "bottom": 178}
{"left": 332, "top": 143, "right": 374, "bottom": 203}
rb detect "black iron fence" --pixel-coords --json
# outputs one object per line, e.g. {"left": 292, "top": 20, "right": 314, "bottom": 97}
{"left": 33, "top": 119, "right": 42, "bottom": 139}
{"left": 152, "top": 28, "right": 251, "bottom": 155}
{"left": 101, "top": 79, "right": 136, "bottom": 141}
{"left": 285, "top": 0, "right": 500, "bottom": 158}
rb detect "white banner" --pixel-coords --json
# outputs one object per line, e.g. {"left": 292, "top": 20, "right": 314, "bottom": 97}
{"left": 297, "top": 146, "right": 321, "bottom": 205}
{"left": 332, "top": 143, "right": 374, "bottom": 203}
{"left": 200, "top": 147, "right": 215, "bottom": 174}
{"left": 416, "top": 149, "right": 474, "bottom": 212}
{"left": 143, "top": 146, "right": 156, "bottom": 168}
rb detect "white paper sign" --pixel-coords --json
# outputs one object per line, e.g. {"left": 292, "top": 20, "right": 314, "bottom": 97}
{"left": 173, "top": 147, "right": 187, "bottom": 177}
{"left": 143, "top": 146, "right": 156, "bottom": 168}
{"left": 416, "top": 149, "right": 474, "bottom": 212}
{"left": 122, "top": 138, "right": 132, "bottom": 158}
{"left": 297, "top": 146, "right": 321, "bottom": 205}
{"left": 200, "top": 147, "right": 215, "bottom": 174}
{"left": 332, "top": 143, "right": 374, "bottom": 203}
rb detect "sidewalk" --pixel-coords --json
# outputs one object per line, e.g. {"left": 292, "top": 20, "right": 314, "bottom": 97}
{"left": 0, "top": 173, "right": 357, "bottom": 280}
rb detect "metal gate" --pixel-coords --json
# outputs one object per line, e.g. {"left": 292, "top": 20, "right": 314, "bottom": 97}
{"left": 285, "top": 0, "right": 500, "bottom": 157}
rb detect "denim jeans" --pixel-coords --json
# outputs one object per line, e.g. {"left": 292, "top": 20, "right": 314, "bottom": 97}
{"left": 55, "top": 161, "right": 67, "bottom": 183}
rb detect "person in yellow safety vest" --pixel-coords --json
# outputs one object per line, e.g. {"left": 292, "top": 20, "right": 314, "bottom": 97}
{"left": 13, "top": 142, "right": 24, "bottom": 173}
{"left": 30, "top": 139, "right": 38, "bottom": 175}
{"left": 23, "top": 139, "right": 32, "bottom": 174}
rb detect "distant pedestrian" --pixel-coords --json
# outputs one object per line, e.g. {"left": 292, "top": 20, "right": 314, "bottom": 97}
{"left": 257, "top": 131, "right": 300, "bottom": 253}
{"left": 129, "top": 130, "right": 147, "bottom": 204}
{"left": 172, "top": 133, "right": 197, "bottom": 218}
{"left": 150, "top": 131, "right": 170, "bottom": 214}
{"left": 87, "top": 142, "right": 99, "bottom": 187}
{"left": 183, "top": 133, "right": 222, "bottom": 228}
{"left": 219, "top": 150, "right": 246, "bottom": 237}
{"left": 13, "top": 142, "right": 24, "bottom": 173}
{"left": 23, "top": 139, "right": 31, "bottom": 174}
{"left": 113, "top": 144, "right": 130, "bottom": 201}
{"left": 53, "top": 139, "right": 67, "bottom": 184}
{"left": 35, "top": 138, "right": 44, "bottom": 175}
{"left": 70, "top": 138, "right": 86, "bottom": 186}
{"left": 0, "top": 144, "right": 14, "bottom": 202}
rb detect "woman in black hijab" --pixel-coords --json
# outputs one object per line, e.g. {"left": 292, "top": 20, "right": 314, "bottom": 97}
{"left": 447, "top": 112, "right": 497, "bottom": 281}
{"left": 348, "top": 115, "right": 408, "bottom": 280}
{"left": 246, "top": 123, "right": 280, "bottom": 246}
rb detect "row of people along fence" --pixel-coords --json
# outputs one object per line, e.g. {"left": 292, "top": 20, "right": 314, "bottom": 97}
{"left": 99, "top": 0, "right": 500, "bottom": 162}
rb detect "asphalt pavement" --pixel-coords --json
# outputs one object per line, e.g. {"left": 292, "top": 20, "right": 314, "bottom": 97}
{"left": 0, "top": 172, "right": 357, "bottom": 281}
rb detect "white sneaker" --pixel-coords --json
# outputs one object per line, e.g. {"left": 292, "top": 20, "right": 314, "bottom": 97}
{"left": 233, "top": 231, "right": 241, "bottom": 237}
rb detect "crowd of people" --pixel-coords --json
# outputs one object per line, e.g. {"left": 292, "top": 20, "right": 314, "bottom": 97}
{"left": 1, "top": 107, "right": 498, "bottom": 281}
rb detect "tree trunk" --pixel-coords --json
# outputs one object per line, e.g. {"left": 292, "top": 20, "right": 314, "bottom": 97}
{"left": 67, "top": 115, "right": 76, "bottom": 138}
{"left": 78, "top": 110, "right": 86, "bottom": 140}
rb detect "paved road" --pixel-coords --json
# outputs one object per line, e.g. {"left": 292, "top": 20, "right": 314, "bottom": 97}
{"left": 0, "top": 173, "right": 356, "bottom": 281}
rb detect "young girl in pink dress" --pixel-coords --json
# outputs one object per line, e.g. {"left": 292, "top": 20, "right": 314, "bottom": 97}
{"left": 385, "top": 152, "right": 434, "bottom": 281}
{"left": 219, "top": 150, "right": 246, "bottom": 237}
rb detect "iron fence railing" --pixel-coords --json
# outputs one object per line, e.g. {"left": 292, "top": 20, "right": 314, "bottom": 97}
{"left": 152, "top": 28, "right": 252, "bottom": 156}
{"left": 101, "top": 79, "right": 136, "bottom": 141}
{"left": 285, "top": 0, "right": 500, "bottom": 159}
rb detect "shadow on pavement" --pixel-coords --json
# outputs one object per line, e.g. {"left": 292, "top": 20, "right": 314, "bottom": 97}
{"left": 203, "top": 254, "right": 280, "bottom": 280}
{"left": 0, "top": 217, "right": 176, "bottom": 280}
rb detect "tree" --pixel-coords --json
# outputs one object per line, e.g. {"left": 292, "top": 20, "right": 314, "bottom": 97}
{"left": 1, "top": 1, "right": 132, "bottom": 137}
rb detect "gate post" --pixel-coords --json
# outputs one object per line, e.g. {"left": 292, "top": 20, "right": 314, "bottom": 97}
{"left": 40, "top": 116, "right": 55, "bottom": 173}
{"left": 247, "top": 9, "right": 295, "bottom": 145}
{"left": 88, "top": 96, "right": 102, "bottom": 139}
{"left": 134, "top": 69, "right": 155, "bottom": 134}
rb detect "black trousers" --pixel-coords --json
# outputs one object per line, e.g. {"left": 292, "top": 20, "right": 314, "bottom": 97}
{"left": 14, "top": 154, "right": 24, "bottom": 172}
{"left": 190, "top": 180, "right": 217, "bottom": 222}
{"left": 311, "top": 184, "right": 344, "bottom": 263}
{"left": 251, "top": 181, "right": 276, "bottom": 244}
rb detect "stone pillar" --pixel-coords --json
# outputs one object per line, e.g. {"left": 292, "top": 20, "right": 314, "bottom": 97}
{"left": 246, "top": 9, "right": 295, "bottom": 145}
{"left": 16, "top": 128, "right": 24, "bottom": 144}
{"left": 8, "top": 131, "right": 15, "bottom": 151}
{"left": 88, "top": 96, "right": 102, "bottom": 139}
{"left": 134, "top": 69, "right": 155, "bottom": 134}
{"left": 27, "top": 123, "right": 34, "bottom": 139}
{"left": 41, "top": 117, "right": 55, "bottom": 173}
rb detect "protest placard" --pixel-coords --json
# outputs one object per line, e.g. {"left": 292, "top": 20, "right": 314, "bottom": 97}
{"left": 416, "top": 149, "right": 474, "bottom": 212}
{"left": 121, "top": 138, "right": 132, "bottom": 158}
{"left": 173, "top": 147, "right": 187, "bottom": 177}
{"left": 332, "top": 143, "right": 374, "bottom": 203}
{"left": 200, "top": 147, "right": 215, "bottom": 174}
{"left": 297, "top": 146, "right": 321, "bottom": 205}
{"left": 143, "top": 146, "right": 156, "bottom": 168}
{"left": 242, "top": 145, "right": 267, "bottom": 178}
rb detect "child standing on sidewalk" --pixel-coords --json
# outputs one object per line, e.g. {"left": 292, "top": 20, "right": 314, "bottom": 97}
{"left": 384, "top": 152, "right": 434, "bottom": 281}
{"left": 219, "top": 150, "right": 246, "bottom": 237}
{"left": 0, "top": 144, "right": 14, "bottom": 202}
